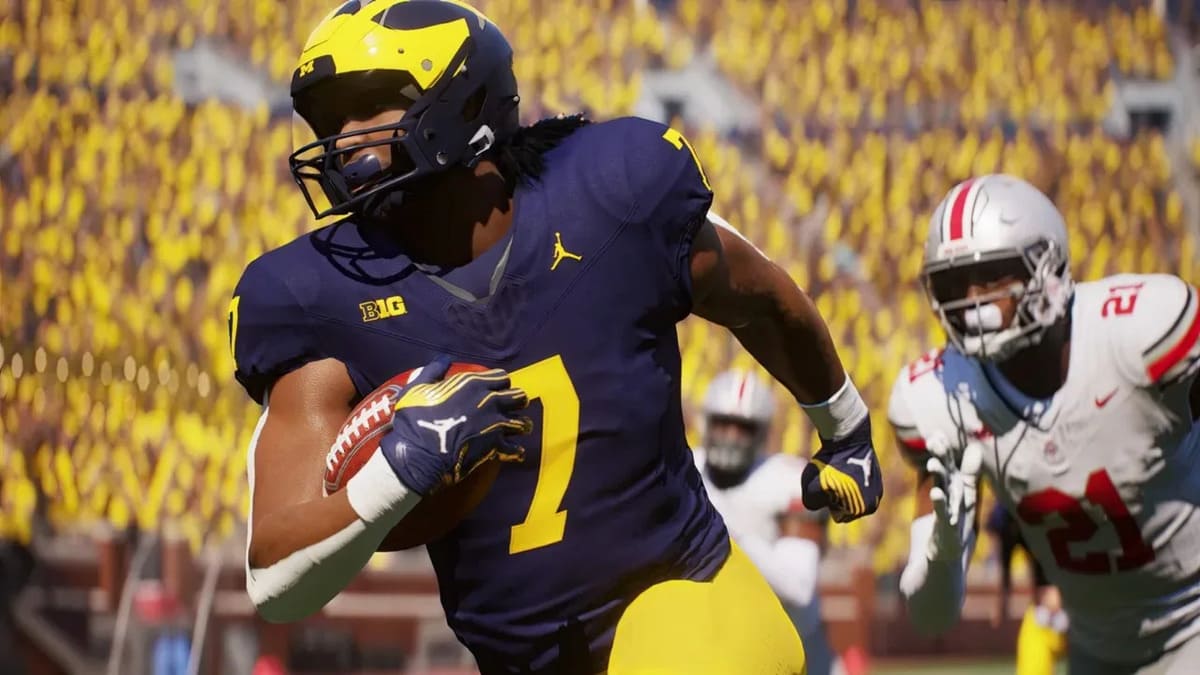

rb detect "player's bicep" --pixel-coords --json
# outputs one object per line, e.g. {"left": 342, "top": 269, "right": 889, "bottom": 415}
{"left": 250, "top": 359, "right": 357, "bottom": 531}
{"left": 690, "top": 212, "right": 783, "bottom": 327}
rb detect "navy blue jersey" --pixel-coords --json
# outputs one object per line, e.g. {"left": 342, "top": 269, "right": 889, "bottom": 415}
{"left": 230, "top": 117, "right": 729, "bottom": 673}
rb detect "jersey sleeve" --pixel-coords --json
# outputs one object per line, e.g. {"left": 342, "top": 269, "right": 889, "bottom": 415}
{"left": 617, "top": 117, "right": 715, "bottom": 309}
{"left": 229, "top": 259, "right": 322, "bottom": 405}
{"left": 887, "top": 364, "right": 931, "bottom": 470}
{"left": 1108, "top": 274, "right": 1200, "bottom": 388}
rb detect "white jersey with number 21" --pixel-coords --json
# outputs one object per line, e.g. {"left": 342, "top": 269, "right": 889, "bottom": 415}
{"left": 889, "top": 274, "right": 1200, "bottom": 663}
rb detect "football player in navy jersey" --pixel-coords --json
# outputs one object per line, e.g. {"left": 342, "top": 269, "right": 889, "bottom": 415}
{"left": 230, "top": 1, "right": 881, "bottom": 673}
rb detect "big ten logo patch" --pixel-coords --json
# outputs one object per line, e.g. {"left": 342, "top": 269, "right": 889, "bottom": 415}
{"left": 360, "top": 295, "right": 407, "bottom": 322}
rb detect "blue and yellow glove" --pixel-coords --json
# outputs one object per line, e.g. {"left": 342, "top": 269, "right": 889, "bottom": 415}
{"left": 381, "top": 357, "right": 532, "bottom": 496}
{"left": 801, "top": 416, "right": 883, "bottom": 523}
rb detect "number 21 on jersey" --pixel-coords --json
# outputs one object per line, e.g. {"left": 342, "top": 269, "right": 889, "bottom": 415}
{"left": 1018, "top": 468, "right": 1155, "bottom": 574}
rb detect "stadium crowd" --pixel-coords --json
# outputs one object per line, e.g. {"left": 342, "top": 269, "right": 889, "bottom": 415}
{"left": 1, "top": 0, "right": 1194, "bottom": 580}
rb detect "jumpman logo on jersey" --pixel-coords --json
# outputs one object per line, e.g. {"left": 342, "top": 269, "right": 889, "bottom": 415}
{"left": 551, "top": 232, "right": 583, "bottom": 271}
{"left": 417, "top": 416, "right": 467, "bottom": 454}
{"left": 847, "top": 454, "right": 872, "bottom": 486}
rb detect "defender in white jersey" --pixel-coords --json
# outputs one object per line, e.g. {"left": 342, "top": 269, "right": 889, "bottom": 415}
{"left": 892, "top": 174, "right": 1200, "bottom": 674}
{"left": 694, "top": 370, "right": 840, "bottom": 675}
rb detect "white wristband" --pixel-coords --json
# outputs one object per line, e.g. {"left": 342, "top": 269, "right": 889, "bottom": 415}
{"left": 346, "top": 452, "right": 421, "bottom": 525}
{"left": 800, "top": 373, "right": 868, "bottom": 440}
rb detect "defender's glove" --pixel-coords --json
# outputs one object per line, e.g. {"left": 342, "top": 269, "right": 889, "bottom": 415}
{"left": 381, "top": 357, "right": 532, "bottom": 496}
{"left": 801, "top": 416, "right": 883, "bottom": 523}
{"left": 923, "top": 435, "right": 982, "bottom": 563}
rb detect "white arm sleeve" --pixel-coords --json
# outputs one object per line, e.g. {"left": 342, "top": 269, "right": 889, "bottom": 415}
{"left": 247, "top": 514, "right": 392, "bottom": 623}
{"left": 899, "top": 514, "right": 975, "bottom": 636}
{"left": 245, "top": 407, "right": 420, "bottom": 623}
{"left": 736, "top": 533, "right": 821, "bottom": 610}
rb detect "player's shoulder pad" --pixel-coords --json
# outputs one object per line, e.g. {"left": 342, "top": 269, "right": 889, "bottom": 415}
{"left": 1080, "top": 273, "right": 1200, "bottom": 388}
{"left": 556, "top": 117, "right": 716, "bottom": 313}
{"left": 565, "top": 117, "right": 714, "bottom": 228}
{"left": 230, "top": 245, "right": 324, "bottom": 404}
{"left": 613, "top": 117, "right": 714, "bottom": 227}
{"left": 887, "top": 347, "right": 946, "bottom": 468}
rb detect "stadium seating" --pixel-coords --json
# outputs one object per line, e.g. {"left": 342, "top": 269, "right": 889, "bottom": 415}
{"left": 1, "top": 0, "right": 1194, "bottom": 578}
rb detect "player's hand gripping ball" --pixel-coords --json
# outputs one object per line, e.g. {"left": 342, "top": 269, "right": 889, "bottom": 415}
{"left": 324, "top": 358, "right": 532, "bottom": 550}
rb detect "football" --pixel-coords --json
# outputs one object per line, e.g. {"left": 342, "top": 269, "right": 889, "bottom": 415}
{"left": 323, "top": 362, "right": 502, "bottom": 551}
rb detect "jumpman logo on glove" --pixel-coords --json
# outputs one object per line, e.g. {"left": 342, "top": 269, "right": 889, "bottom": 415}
{"left": 382, "top": 357, "right": 532, "bottom": 496}
{"left": 417, "top": 416, "right": 468, "bottom": 455}
{"left": 847, "top": 454, "right": 872, "bottom": 486}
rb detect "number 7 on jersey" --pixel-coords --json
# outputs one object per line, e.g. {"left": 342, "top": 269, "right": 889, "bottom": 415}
{"left": 508, "top": 355, "right": 580, "bottom": 554}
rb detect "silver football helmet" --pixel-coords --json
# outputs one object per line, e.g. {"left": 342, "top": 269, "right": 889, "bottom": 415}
{"left": 922, "top": 174, "right": 1074, "bottom": 361}
{"left": 701, "top": 370, "right": 775, "bottom": 475}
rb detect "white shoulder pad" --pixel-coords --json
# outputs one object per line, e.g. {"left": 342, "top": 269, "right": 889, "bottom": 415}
{"left": 1080, "top": 274, "right": 1200, "bottom": 388}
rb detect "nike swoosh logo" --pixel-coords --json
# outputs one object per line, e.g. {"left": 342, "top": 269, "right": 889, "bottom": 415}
{"left": 1094, "top": 389, "right": 1118, "bottom": 408}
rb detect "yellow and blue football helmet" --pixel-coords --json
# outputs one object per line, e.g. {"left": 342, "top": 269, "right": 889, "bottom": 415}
{"left": 289, "top": 0, "right": 520, "bottom": 219}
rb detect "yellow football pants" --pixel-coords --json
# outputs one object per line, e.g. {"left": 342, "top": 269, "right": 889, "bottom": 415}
{"left": 606, "top": 541, "right": 808, "bottom": 675}
{"left": 1016, "top": 606, "right": 1067, "bottom": 675}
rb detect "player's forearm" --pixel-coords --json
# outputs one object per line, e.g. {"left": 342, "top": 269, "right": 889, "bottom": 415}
{"left": 736, "top": 533, "right": 820, "bottom": 609}
{"left": 247, "top": 454, "right": 419, "bottom": 622}
{"left": 899, "top": 514, "right": 973, "bottom": 635}
{"left": 247, "top": 514, "right": 392, "bottom": 623}
{"left": 248, "top": 490, "right": 366, "bottom": 568}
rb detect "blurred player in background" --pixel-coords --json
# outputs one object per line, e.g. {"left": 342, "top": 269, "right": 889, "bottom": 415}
{"left": 229, "top": 1, "right": 882, "bottom": 673}
{"left": 891, "top": 174, "right": 1200, "bottom": 674}
{"left": 986, "top": 504, "right": 1067, "bottom": 675}
{"left": 694, "top": 370, "right": 840, "bottom": 675}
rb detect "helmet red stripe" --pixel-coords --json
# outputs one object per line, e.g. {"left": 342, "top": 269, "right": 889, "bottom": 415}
{"left": 948, "top": 178, "right": 976, "bottom": 241}
{"left": 736, "top": 372, "right": 748, "bottom": 412}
